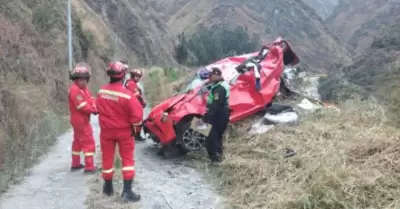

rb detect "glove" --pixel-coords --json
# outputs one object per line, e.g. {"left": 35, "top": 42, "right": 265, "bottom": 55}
{"left": 130, "top": 124, "right": 136, "bottom": 137}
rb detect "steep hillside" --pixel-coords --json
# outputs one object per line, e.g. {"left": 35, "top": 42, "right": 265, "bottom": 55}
{"left": 82, "top": 0, "right": 178, "bottom": 65}
{"left": 147, "top": 0, "right": 352, "bottom": 72}
{"left": 0, "top": 0, "right": 156, "bottom": 192}
{"left": 302, "top": 0, "right": 338, "bottom": 19}
{"left": 326, "top": 0, "right": 400, "bottom": 54}
{"left": 319, "top": 20, "right": 400, "bottom": 123}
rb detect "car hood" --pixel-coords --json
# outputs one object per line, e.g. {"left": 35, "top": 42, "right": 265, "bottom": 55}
{"left": 146, "top": 93, "right": 187, "bottom": 119}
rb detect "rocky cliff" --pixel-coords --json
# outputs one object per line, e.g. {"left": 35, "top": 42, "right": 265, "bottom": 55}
{"left": 83, "top": 0, "right": 177, "bottom": 65}
{"left": 146, "top": 0, "right": 352, "bottom": 72}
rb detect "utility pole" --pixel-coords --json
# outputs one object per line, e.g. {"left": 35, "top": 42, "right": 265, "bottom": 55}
{"left": 67, "top": 0, "right": 73, "bottom": 71}
{"left": 113, "top": 33, "right": 119, "bottom": 60}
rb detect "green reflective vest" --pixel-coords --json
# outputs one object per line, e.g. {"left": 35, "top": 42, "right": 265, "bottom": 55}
{"left": 207, "top": 81, "right": 230, "bottom": 104}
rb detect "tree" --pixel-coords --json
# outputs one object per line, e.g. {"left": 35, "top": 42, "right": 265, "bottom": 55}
{"left": 174, "top": 26, "right": 260, "bottom": 65}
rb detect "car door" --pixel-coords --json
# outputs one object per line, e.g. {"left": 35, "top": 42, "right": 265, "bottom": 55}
{"left": 228, "top": 70, "right": 264, "bottom": 123}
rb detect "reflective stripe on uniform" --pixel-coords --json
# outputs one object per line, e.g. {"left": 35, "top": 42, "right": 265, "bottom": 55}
{"left": 72, "top": 151, "right": 80, "bottom": 155}
{"left": 207, "top": 81, "right": 230, "bottom": 104}
{"left": 102, "top": 168, "right": 114, "bottom": 173}
{"left": 84, "top": 152, "right": 95, "bottom": 156}
{"left": 98, "top": 89, "right": 131, "bottom": 99}
{"left": 122, "top": 166, "right": 134, "bottom": 171}
{"left": 76, "top": 101, "right": 87, "bottom": 109}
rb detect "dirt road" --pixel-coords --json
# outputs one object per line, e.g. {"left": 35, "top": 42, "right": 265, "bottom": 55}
{"left": 0, "top": 113, "right": 221, "bottom": 209}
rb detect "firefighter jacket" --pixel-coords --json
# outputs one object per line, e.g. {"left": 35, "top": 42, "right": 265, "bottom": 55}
{"left": 125, "top": 80, "right": 146, "bottom": 107}
{"left": 96, "top": 82, "right": 143, "bottom": 130}
{"left": 68, "top": 82, "right": 97, "bottom": 126}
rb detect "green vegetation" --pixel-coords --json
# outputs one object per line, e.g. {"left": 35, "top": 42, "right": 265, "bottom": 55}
{"left": 175, "top": 26, "right": 260, "bottom": 65}
{"left": 318, "top": 74, "right": 367, "bottom": 102}
{"left": 32, "top": 2, "right": 62, "bottom": 31}
{"left": 73, "top": 17, "right": 96, "bottom": 61}
{"left": 318, "top": 22, "right": 400, "bottom": 124}
{"left": 142, "top": 67, "right": 193, "bottom": 106}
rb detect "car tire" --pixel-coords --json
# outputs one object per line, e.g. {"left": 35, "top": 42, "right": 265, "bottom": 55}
{"left": 175, "top": 117, "right": 206, "bottom": 153}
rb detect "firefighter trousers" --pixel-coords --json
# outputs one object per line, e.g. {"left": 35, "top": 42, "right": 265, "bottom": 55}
{"left": 71, "top": 123, "right": 96, "bottom": 170}
{"left": 100, "top": 128, "right": 135, "bottom": 180}
{"left": 205, "top": 112, "right": 229, "bottom": 162}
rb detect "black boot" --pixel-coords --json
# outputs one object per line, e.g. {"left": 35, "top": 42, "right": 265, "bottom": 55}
{"left": 83, "top": 169, "right": 97, "bottom": 174}
{"left": 135, "top": 133, "right": 146, "bottom": 142}
{"left": 121, "top": 180, "right": 141, "bottom": 202}
{"left": 102, "top": 180, "right": 114, "bottom": 196}
{"left": 70, "top": 164, "right": 84, "bottom": 172}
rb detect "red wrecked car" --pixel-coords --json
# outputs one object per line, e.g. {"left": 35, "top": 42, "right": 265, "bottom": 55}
{"left": 143, "top": 37, "right": 299, "bottom": 153}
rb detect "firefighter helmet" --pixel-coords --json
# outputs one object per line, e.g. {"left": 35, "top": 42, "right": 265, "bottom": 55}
{"left": 69, "top": 62, "right": 91, "bottom": 80}
{"left": 130, "top": 69, "right": 143, "bottom": 77}
{"left": 106, "top": 61, "right": 128, "bottom": 79}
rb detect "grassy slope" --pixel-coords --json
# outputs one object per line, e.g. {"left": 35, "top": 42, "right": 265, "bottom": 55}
{"left": 197, "top": 100, "right": 400, "bottom": 209}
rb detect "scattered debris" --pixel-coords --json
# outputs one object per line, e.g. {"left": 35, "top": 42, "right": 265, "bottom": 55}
{"left": 297, "top": 98, "right": 321, "bottom": 111}
{"left": 248, "top": 69, "right": 327, "bottom": 135}
{"left": 264, "top": 112, "right": 299, "bottom": 125}
{"left": 284, "top": 148, "right": 297, "bottom": 158}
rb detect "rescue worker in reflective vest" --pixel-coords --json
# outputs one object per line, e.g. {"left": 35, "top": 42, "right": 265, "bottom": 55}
{"left": 96, "top": 61, "right": 143, "bottom": 202}
{"left": 68, "top": 62, "right": 98, "bottom": 173}
{"left": 200, "top": 67, "right": 230, "bottom": 163}
{"left": 125, "top": 68, "right": 146, "bottom": 141}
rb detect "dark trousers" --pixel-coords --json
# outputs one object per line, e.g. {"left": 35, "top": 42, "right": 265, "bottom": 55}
{"left": 206, "top": 112, "right": 229, "bottom": 162}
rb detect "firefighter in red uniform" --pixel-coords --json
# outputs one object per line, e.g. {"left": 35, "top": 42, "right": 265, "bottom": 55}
{"left": 125, "top": 69, "right": 146, "bottom": 141}
{"left": 68, "top": 62, "right": 98, "bottom": 173}
{"left": 96, "top": 61, "right": 143, "bottom": 202}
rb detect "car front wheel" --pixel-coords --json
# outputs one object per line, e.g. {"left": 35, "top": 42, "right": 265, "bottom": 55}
{"left": 176, "top": 119, "right": 207, "bottom": 152}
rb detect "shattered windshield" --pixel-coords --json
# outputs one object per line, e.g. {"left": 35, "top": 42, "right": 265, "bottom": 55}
{"left": 179, "top": 74, "right": 205, "bottom": 94}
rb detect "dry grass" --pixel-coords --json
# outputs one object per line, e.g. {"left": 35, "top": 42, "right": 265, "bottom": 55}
{"left": 0, "top": 84, "right": 70, "bottom": 192}
{"left": 142, "top": 66, "right": 194, "bottom": 106}
{"left": 189, "top": 99, "right": 400, "bottom": 209}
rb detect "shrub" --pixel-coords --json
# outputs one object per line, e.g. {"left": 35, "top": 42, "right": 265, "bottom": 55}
{"left": 32, "top": 2, "right": 61, "bottom": 31}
